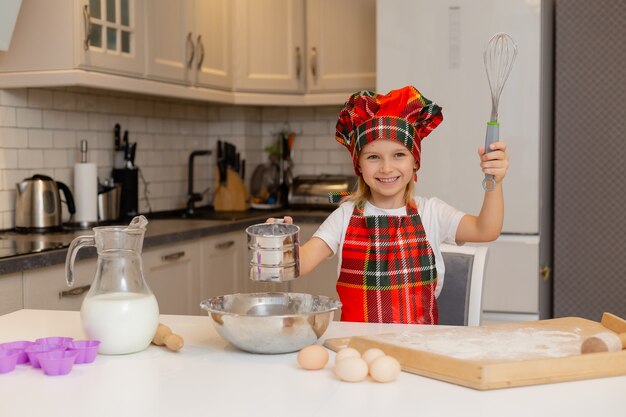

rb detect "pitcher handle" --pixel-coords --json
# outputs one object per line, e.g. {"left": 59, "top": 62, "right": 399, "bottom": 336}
{"left": 65, "top": 235, "right": 95, "bottom": 287}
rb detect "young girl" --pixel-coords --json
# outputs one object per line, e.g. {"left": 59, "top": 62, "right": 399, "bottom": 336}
{"left": 274, "top": 86, "right": 508, "bottom": 324}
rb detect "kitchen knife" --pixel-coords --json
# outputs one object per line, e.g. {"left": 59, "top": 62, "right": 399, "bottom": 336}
{"left": 241, "top": 159, "right": 245, "bottom": 179}
{"left": 114, "top": 123, "right": 121, "bottom": 150}
{"left": 217, "top": 140, "right": 226, "bottom": 185}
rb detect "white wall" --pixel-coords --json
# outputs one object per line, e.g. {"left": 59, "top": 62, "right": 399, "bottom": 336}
{"left": 0, "top": 87, "right": 352, "bottom": 229}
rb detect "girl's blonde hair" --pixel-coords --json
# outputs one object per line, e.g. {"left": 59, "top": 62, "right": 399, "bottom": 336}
{"left": 345, "top": 176, "right": 416, "bottom": 208}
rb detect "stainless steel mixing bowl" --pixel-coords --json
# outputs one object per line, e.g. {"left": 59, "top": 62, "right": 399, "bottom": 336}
{"left": 200, "top": 292, "right": 342, "bottom": 354}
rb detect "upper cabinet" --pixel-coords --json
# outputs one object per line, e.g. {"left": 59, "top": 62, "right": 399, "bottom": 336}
{"left": 233, "top": 0, "right": 376, "bottom": 94}
{"left": 0, "top": 0, "right": 144, "bottom": 76}
{"left": 145, "top": 0, "right": 232, "bottom": 90}
{"left": 0, "top": 0, "right": 375, "bottom": 105}
{"left": 81, "top": 0, "right": 145, "bottom": 76}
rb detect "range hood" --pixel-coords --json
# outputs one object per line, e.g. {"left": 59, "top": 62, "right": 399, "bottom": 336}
{"left": 0, "top": 0, "right": 23, "bottom": 51}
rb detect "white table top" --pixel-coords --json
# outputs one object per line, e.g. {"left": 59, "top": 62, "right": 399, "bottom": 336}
{"left": 0, "top": 309, "right": 624, "bottom": 417}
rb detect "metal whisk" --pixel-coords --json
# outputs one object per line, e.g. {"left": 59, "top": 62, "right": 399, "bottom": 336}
{"left": 482, "top": 32, "right": 518, "bottom": 191}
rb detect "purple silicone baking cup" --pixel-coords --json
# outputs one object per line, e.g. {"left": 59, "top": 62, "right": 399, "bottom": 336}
{"left": 35, "top": 337, "right": 74, "bottom": 347}
{"left": 0, "top": 349, "right": 21, "bottom": 374}
{"left": 0, "top": 341, "right": 35, "bottom": 364}
{"left": 67, "top": 340, "right": 100, "bottom": 364}
{"left": 38, "top": 350, "right": 79, "bottom": 376}
{"left": 25, "top": 344, "right": 66, "bottom": 369}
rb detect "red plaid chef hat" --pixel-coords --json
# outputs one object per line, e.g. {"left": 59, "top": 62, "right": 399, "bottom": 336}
{"left": 335, "top": 86, "right": 443, "bottom": 176}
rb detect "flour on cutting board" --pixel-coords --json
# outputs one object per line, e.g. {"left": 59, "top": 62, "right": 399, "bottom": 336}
{"left": 367, "top": 327, "right": 584, "bottom": 361}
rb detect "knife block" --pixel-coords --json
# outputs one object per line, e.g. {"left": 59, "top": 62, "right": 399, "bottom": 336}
{"left": 112, "top": 168, "right": 138, "bottom": 219}
{"left": 214, "top": 168, "right": 248, "bottom": 212}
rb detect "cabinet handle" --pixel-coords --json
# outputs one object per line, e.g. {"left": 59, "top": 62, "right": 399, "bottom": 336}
{"left": 161, "top": 251, "right": 186, "bottom": 261}
{"left": 82, "top": 4, "right": 92, "bottom": 51}
{"left": 186, "top": 32, "right": 195, "bottom": 69}
{"left": 215, "top": 240, "right": 235, "bottom": 250}
{"left": 310, "top": 47, "right": 318, "bottom": 80}
{"left": 59, "top": 285, "right": 91, "bottom": 299}
{"left": 296, "top": 47, "right": 302, "bottom": 79}
{"left": 196, "top": 35, "right": 205, "bottom": 70}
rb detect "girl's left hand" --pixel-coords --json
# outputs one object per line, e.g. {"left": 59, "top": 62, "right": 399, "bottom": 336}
{"left": 478, "top": 141, "right": 509, "bottom": 184}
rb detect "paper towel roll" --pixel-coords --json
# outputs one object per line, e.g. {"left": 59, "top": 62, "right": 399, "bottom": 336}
{"left": 74, "top": 162, "right": 98, "bottom": 223}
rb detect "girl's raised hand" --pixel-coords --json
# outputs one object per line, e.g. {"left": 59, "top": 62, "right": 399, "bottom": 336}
{"left": 478, "top": 141, "right": 509, "bottom": 184}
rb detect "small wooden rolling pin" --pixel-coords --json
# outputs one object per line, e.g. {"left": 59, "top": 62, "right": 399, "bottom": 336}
{"left": 581, "top": 332, "right": 626, "bottom": 353}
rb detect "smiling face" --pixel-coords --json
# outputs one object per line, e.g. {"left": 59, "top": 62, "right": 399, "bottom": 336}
{"left": 357, "top": 139, "right": 417, "bottom": 209}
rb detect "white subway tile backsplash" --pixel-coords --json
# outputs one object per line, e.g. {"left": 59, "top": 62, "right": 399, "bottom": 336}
{"left": 53, "top": 130, "right": 77, "bottom": 149}
{"left": 53, "top": 91, "right": 76, "bottom": 111}
{"left": 42, "top": 110, "right": 67, "bottom": 129}
{"left": 28, "top": 129, "right": 53, "bottom": 148}
{"left": 16, "top": 108, "right": 43, "bottom": 128}
{"left": 43, "top": 150, "right": 69, "bottom": 168}
{"left": 27, "top": 90, "right": 53, "bottom": 109}
{"left": 66, "top": 112, "right": 89, "bottom": 130}
{"left": 302, "top": 121, "right": 329, "bottom": 135}
{"left": 0, "top": 128, "right": 28, "bottom": 148}
{"left": 75, "top": 93, "right": 98, "bottom": 113}
{"left": 0, "top": 107, "right": 16, "bottom": 127}
{"left": 18, "top": 149, "right": 44, "bottom": 169}
{"left": 0, "top": 90, "right": 28, "bottom": 107}
{"left": 0, "top": 87, "right": 346, "bottom": 229}
{"left": 1, "top": 150, "right": 19, "bottom": 170}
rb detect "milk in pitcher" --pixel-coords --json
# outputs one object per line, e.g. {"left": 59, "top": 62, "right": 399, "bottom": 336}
{"left": 81, "top": 292, "right": 159, "bottom": 354}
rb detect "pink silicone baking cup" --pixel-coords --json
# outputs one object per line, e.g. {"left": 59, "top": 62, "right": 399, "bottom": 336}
{"left": 35, "top": 337, "right": 74, "bottom": 347}
{"left": 25, "top": 344, "right": 66, "bottom": 369}
{"left": 67, "top": 340, "right": 100, "bottom": 364}
{"left": 0, "top": 349, "right": 21, "bottom": 374}
{"left": 0, "top": 341, "right": 35, "bottom": 364}
{"left": 38, "top": 350, "right": 79, "bottom": 376}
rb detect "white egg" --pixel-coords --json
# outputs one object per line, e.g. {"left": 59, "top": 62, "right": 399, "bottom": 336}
{"left": 334, "top": 347, "right": 361, "bottom": 364}
{"left": 362, "top": 348, "right": 385, "bottom": 365}
{"left": 369, "top": 355, "right": 401, "bottom": 383}
{"left": 334, "top": 356, "right": 369, "bottom": 382}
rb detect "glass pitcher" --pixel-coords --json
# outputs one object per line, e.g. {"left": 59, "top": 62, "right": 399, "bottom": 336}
{"left": 65, "top": 216, "right": 159, "bottom": 355}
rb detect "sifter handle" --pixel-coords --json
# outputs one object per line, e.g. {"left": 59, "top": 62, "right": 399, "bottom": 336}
{"left": 482, "top": 122, "right": 499, "bottom": 191}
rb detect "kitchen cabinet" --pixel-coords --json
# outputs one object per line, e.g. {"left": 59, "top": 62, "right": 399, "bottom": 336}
{"left": 142, "top": 240, "right": 201, "bottom": 316}
{"left": 0, "top": 272, "right": 23, "bottom": 315}
{"left": 23, "top": 258, "right": 97, "bottom": 311}
{"left": 0, "top": 0, "right": 145, "bottom": 76}
{"left": 200, "top": 232, "right": 245, "bottom": 300}
{"left": 233, "top": 0, "right": 376, "bottom": 94}
{"left": 145, "top": 0, "right": 232, "bottom": 89}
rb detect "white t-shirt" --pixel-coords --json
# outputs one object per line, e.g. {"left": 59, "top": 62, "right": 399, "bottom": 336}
{"left": 313, "top": 196, "right": 465, "bottom": 297}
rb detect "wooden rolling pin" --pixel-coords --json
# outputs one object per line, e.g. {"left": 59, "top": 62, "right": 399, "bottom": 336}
{"left": 581, "top": 332, "right": 626, "bottom": 353}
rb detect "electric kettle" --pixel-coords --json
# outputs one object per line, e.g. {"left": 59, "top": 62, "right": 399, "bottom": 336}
{"left": 15, "top": 174, "right": 76, "bottom": 231}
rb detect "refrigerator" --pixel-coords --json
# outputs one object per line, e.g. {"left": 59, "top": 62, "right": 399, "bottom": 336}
{"left": 376, "top": 0, "right": 547, "bottom": 323}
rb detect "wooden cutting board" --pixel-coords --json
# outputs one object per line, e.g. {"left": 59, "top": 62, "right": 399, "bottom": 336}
{"left": 324, "top": 313, "right": 626, "bottom": 390}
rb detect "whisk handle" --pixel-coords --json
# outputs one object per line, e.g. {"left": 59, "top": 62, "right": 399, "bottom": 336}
{"left": 482, "top": 122, "right": 499, "bottom": 191}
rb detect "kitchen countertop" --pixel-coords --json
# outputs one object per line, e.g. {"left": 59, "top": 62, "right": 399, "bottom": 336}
{"left": 1, "top": 309, "right": 625, "bottom": 417}
{"left": 0, "top": 209, "right": 331, "bottom": 275}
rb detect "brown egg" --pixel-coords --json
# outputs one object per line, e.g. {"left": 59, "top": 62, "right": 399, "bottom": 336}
{"left": 369, "top": 355, "right": 401, "bottom": 383}
{"left": 297, "top": 345, "right": 329, "bottom": 370}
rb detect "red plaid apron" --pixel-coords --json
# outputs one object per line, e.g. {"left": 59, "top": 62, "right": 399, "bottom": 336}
{"left": 336, "top": 202, "right": 438, "bottom": 324}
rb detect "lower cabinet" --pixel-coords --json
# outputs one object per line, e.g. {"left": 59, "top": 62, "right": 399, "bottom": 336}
{"left": 142, "top": 240, "right": 202, "bottom": 316}
{"left": 199, "top": 232, "right": 243, "bottom": 303}
{"left": 0, "top": 272, "right": 24, "bottom": 315}
{"left": 23, "top": 258, "right": 97, "bottom": 311}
